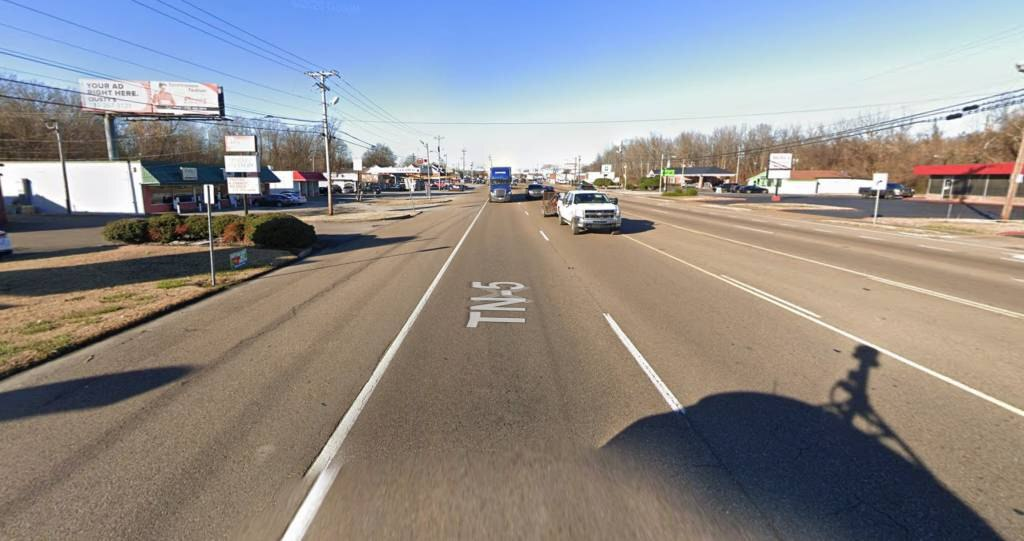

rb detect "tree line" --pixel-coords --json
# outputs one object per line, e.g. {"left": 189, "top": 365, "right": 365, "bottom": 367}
{"left": 586, "top": 109, "right": 1024, "bottom": 186}
{"left": 0, "top": 74, "right": 401, "bottom": 170}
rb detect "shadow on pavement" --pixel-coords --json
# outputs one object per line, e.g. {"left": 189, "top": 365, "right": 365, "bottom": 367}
{"left": 619, "top": 218, "right": 655, "bottom": 234}
{"left": 3, "top": 245, "right": 119, "bottom": 263}
{"left": 603, "top": 345, "right": 999, "bottom": 539}
{"left": 0, "top": 366, "right": 192, "bottom": 423}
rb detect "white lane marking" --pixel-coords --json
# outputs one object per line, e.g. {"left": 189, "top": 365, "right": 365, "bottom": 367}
{"left": 719, "top": 275, "right": 821, "bottom": 318}
{"left": 733, "top": 224, "right": 774, "bottom": 235}
{"left": 859, "top": 235, "right": 885, "bottom": 241}
{"left": 604, "top": 313, "right": 685, "bottom": 414}
{"left": 281, "top": 202, "right": 489, "bottom": 541}
{"left": 624, "top": 235, "right": 1024, "bottom": 419}
{"left": 1004, "top": 258, "right": 1024, "bottom": 264}
{"left": 539, "top": 230, "right": 550, "bottom": 242}
{"left": 627, "top": 212, "right": 1024, "bottom": 320}
{"left": 814, "top": 228, "right": 832, "bottom": 233}
{"left": 918, "top": 244, "right": 954, "bottom": 252}
{"left": 1014, "top": 278, "right": 1024, "bottom": 283}
{"left": 1010, "top": 254, "right": 1024, "bottom": 262}
{"left": 700, "top": 204, "right": 751, "bottom": 212}
{"left": 524, "top": 210, "right": 530, "bottom": 216}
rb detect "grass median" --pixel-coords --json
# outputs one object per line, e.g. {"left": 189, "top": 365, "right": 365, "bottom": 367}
{"left": 0, "top": 244, "right": 293, "bottom": 379}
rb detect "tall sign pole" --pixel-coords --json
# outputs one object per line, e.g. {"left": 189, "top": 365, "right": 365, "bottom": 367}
{"left": 306, "top": 70, "right": 339, "bottom": 215}
{"left": 1000, "top": 126, "right": 1024, "bottom": 221}
{"left": 872, "top": 172, "right": 888, "bottom": 224}
{"left": 204, "top": 184, "right": 216, "bottom": 286}
{"left": 44, "top": 119, "right": 71, "bottom": 214}
{"left": 103, "top": 113, "right": 118, "bottom": 160}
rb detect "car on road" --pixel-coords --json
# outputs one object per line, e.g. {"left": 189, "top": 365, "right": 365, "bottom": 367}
{"left": 253, "top": 194, "right": 299, "bottom": 207}
{"left": 525, "top": 183, "right": 545, "bottom": 200}
{"left": 859, "top": 183, "right": 915, "bottom": 199}
{"left": 0, "top": 230, "right": 12, "bottom": 257}
{"left": 718, "top": 183, "right": 740, "bottom": 193}
{"left": 737, "top": 185, "right": 769, "bottom": 194}
{"left": 556, "top": 190, "right": 621, "bottom": 234}
{"left": 278, "top": 191, "right": 307, "bottom": 204}
{"left": 447, "top": 183, "right": 466, "bottom": 191}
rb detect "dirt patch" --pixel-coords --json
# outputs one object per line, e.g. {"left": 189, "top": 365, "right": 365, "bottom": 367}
{"left": 0, "top": 244, "right": 293, "bottom": 378}
{"left": 301, "top": 210, "right": 420, "bottom": 223}
{"left": 732, "top": 202, "right": 857, "bottom": 212}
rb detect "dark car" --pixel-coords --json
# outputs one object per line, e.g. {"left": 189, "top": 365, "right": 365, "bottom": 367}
{"left": 253, "top": 194, "right": 298, "bottom": 207}
{"left": 525, "top": 183, "right": 545, "bottom": 200}
{"left": 718, "top": 183, "right": 740, "bottom": 193}
{"left": 737, "top": 185, "right": 769, "bottom": 194}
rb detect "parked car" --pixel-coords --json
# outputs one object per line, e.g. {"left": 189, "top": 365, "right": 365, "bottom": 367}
{"left": 253, "top": 194, "right": 299, "bottom": 207}
{"left": 447, "top": 183, "right": 466, "bottom": 191}
{"left": 718, "top": 183, "right": 740, "bottom": 193}
{"left": 859, "top": 183, "right": 915, "bottom": 199}
{"left": 0, "top": 230, "right": 12, "bottom": 257}
{"left": 278, "top": 191, "right": 307, "bottom": 204}
{"left": 737, "top": 185, "right": 769, "bottom": 194}
{"left": 525, "top": 183, "right": 545, "bottom": 200}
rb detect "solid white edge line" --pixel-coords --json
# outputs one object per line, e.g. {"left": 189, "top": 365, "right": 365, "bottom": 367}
{"left": 626, "top": 211, "right": 1024, "bottom": 320}
{"left": 918, "top": 244, "right": 954, "bottom": 252}
{"left": 280, "top": 201, "right": 489, "bottom": 541}
{"left": 603, "top": 313, "right": 685, "bottom": 414}
{"left": 539, "top": 230, "right": 550, "bottom": 242}
{"left": 720, "top": 275, "right": 821, "bottom": 318}
{"left": 623, "top": 235, "right": 1024, "bottom": 419}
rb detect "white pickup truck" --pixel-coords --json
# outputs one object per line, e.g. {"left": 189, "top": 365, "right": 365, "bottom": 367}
{"left": 556, "top": 190, "right": 621, "bottom": 234}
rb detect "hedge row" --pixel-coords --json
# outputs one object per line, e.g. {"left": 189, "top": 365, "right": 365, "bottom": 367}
{"left": 103, "top": 213, "right": 316, "bottom": 252}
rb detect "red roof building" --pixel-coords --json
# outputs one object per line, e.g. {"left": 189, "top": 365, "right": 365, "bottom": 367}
{"left": 912, "top": 162, "right": 1019, "bottom": 202}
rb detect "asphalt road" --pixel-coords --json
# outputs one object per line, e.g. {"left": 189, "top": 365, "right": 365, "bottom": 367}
{"left": 1, "top": 188, "right": 1022, "bottom": 539}
{"left": 706, "top": 192, "right": 1024, "bottom": 220}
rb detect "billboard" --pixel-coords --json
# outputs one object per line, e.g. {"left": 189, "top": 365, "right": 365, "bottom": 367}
{"left": 79, "top": 79, "right": 224, "bottom": 117}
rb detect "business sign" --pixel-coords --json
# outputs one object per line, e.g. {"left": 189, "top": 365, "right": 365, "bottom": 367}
{"left": 767, "top": 152, "right": 793, "bottom": 180}
{"left": 225, "top": 135, "right": 257, "bottom": 153}
{"left": 601, "top": 164, "right": 612, "bottom": 176}
{"left": 225, "top": 154, "right": 260, "bottom": 173}
{"left": 78, "top": 79, "right": 224, "bottom": 117}
{"left": 181, "top": 167, "right": 198, "bottom": 181}
{"left": 872, "top": 172, "right": 889, "bottom": 190}
{"left": 229, "top": 249, "right": 248, "bottom": 269}
{"left": 227, "top": 177, "right": 261, "bottom": 195}
{"left": 661, "top": 169, "right": 675, "bottom": 176}
{"left": 352, "top": 156, "right": 363, "bottom": 171}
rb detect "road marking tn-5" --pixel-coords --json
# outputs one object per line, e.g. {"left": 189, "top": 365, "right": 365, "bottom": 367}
{"left": 623, "top": 235, "right": 1024, "bottom": 419}
{"left": 280, "top": 202, "right": 489, "bottom": 541}
{"left": 627, "top": 212, "right": 1024, "bottom": 320}
{"left": 467, "top": 281, "right": 528, "bottom": 327}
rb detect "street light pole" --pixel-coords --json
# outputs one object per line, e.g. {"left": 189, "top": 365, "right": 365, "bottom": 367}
{"left": 45, "top": 119, "right": 71, "bottom": 214}
{"left": 999, "top": 64, "right": 1024, "bottom": 221}
{"left": 306, "top": 70, "right": 339, "bottom": 215}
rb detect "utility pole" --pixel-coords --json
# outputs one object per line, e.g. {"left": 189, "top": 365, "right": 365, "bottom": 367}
{"left": 306, "top": 70, "right": 339, "bottom": 215}
{"left": 44, "top": 119, "right": 71, "bottom": 214}
{"left": 434, "top": 135, "right": 444, "bottom": 177}
{"left": 421, "top": 140, "right": 432, "bottom": 200}
{"left": 461, "top": 148, "right": 467, "bottom": 178}
{"left": 1001, "top": 125, "right": 1024, "bottom": 221}
{"left": 735, "top": 146, "right": 743, "bottom": 184}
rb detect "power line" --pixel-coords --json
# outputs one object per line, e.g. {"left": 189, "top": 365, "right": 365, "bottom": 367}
{"left": 0, "top": 0, "right": 320, "bottom": 105}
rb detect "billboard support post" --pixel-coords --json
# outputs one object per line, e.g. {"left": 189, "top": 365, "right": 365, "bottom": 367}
{"left": 103, "top": 114, "right": 118, "bottom": 160}
{"left": 204, "top": 184, "right": 216, "bottom": 287}
{"left": 872, "top": 172, "right": 888, "bottom": 224}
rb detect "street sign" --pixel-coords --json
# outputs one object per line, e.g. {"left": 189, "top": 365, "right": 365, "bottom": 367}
{"left": 229, "top": 248, "right": 248, "bottom": 269}
{"left": 353, "top": 156, "right": 363, "bottom": 171}
{"left": 227, "top": 177, "right": 261, "bottom": 194}
{"left": 601, "top": 164, "right": 612, "bottom": 176}
{"left": 225, "top": 135, "right": 257, "bottom": 153}
{"left": 767, "top": 153, "right": 793, "bottom": 180}
{"left": 225, "top": 154, "right": 259, "bottom": 173}
{"left": 872, "top": 172, "right": 889, "bottom": 189}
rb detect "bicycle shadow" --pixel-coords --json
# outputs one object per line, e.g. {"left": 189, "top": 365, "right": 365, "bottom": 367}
{"left": 604, "top": 345, "right": 1001, "bottom": 539}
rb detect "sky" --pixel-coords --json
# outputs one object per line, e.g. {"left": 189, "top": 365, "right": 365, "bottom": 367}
{"left": 2, "top": 0, "right": 1023, "bottom": 170}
